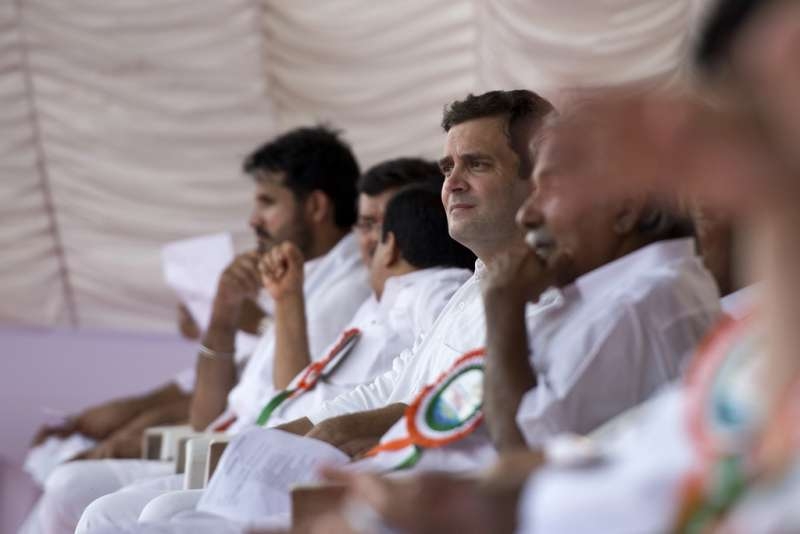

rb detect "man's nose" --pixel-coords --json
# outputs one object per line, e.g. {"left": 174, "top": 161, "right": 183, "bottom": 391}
{"left": 248, "top": 210, "right": 260, "bottom": 230}
{"left": 516, "top": 196, "right": 543, "bottom": 229}
{"left": 443, "top": 166, "right": 468, "bottom": 194}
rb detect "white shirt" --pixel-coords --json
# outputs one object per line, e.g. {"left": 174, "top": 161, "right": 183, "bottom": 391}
{"left": 720, "top": 284, "right": 758, "bottom": 320}
{"left": 226, "top": 233, "right": 371, "bottom": 433}
{"left": 516, "top": 237, "right": 721, "bottom": 444}
{"left": 517, "top": 385, "right": 693, "bottom": 534}
{"left": 268, "top": 267, "right": 472, "bottom": 425}
{"left": 360, "top": 238, "right": 721, "bottom": 473}
{"left": 307, "top": 260, "right": 490, "bottom": 424}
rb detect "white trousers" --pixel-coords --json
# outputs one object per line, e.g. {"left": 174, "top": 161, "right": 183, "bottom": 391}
{"left": 19, "top": 459, "right": 173, "bottom": 534}
{"left": 88, "top": 512, "right": 247, "bottom": 534}
{"left": 76, "top": 473, "right": 184, "bottom": 533}
{"left": 139, "top": 489, "right": 205, "bottom": 521}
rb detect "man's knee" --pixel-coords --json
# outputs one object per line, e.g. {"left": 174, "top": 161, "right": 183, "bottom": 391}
{"left": 35, "top": 461, "right": 118, "bottom": 533}
{"left": 139, "top": 489, "right": 204, "bottom": 521}
{"left": 77, "top": 488, "right": 171, "bottom": 533}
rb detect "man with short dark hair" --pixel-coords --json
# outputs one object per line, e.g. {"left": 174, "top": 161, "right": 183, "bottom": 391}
{"left": 20, "top": 126, "right": 372, "bottom": 534}
{"left": 286, "top": 90, "right": 555, "bottom": 455}
{"left": 355, "top": 158, "right": 445, "bottom": 266}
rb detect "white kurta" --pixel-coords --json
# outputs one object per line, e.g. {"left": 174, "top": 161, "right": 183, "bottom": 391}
{"left": 21, "top": 233, "right": 369, "bottom": 534}
{"left": 129, "top": 238, "right": 721, "bottom": 532}
{"left": 269, "top": 267, "right": 471, "bottom": 426}
{"left": 516, "top": 385, "right": 693, "bottom": 534}
{"left": 72, "top": 266, "right": 470, "bottom": 532}
{"left": 306, "top": 260, "right": 490, "bottom": 423}
{"left": 515, "top": 237, "right": 720, "bottom": 444}
{"left": 224, "top": 232, "right": 371, "bottom": 432}
{"left": 365, "top": 238, "right": 720, "bottom": 473}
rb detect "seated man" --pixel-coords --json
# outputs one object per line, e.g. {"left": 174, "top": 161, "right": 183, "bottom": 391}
{"left": 74, "top": 163, "right": 475, "bottom": 530}
{"left": 20, "top": 126, "right": 371, "bottom": 534}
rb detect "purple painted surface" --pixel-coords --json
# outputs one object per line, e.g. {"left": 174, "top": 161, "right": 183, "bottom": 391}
{"left": 0, "top": 326, "right": 197, "bottom": 533}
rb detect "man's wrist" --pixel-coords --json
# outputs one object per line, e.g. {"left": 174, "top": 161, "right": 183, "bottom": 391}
{"left": 273, "top": 288, "right": 304, "bottom": 304}
{"left": 482, "top": 285, "right": 531, "bottom": 310}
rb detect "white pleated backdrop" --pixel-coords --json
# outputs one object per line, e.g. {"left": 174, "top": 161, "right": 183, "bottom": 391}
{"left": 0, "top": 0, "right": 706, "bottom": 333}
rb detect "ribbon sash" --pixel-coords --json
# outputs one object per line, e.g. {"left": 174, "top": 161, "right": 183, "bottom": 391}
{"left": 365, "top": 348, "right": 485, "bottom": 470}
{"left": 256, "top": 328, "right": 361, "bottom": 426}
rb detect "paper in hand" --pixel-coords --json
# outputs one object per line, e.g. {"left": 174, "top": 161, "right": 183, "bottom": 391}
{"left": 198, "top": 427, "right": 350, "bottom": 523}
{"left": 161, "top": 233, "right": 234, "bottom": 331}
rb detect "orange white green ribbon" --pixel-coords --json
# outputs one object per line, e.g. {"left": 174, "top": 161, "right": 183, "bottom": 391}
{"left": 674, "top": 309, "right": 766, "bottom": 532}
{"left": 365, "top": 348, "right": 485, "bottom": 470}
{"left": 256, "top": 328, "right": 361, "bottom": 426}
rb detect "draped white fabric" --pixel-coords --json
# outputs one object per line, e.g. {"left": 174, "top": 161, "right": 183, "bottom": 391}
{"left": 0, "top": 0, "right": 705, "bottom": 333}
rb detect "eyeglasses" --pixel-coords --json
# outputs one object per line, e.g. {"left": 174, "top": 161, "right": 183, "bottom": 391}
{"left": 354, "top": 217, "right": 382, "bottom": 233}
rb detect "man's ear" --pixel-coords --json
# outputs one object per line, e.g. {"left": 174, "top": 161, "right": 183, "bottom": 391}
{"left": 304, "top": 190, "right": 332, "bottom": 224}
{"left": 613, "top": 197, "right": 646, "bottom": 236}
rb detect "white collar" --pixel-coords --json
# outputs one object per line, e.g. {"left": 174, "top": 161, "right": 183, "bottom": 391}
{"left": 573, "top": 238, "right": 697, "bottom": 301}
{"left": 303, "top": 232, "right": 361, "bottom": 295}
{"left": 473, "top": 259, "right": 487, "bottom": 280}
{"left": 379, "top": 268, "right": 451, "bottom": 310}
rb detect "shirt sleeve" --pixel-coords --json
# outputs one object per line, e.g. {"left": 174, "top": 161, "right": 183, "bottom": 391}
{"left": 516, "top": 387, "right": 688, "bottom": 534}
{"left": 306, "top": 345, "right": 416, "bottom": 424}
{"left": 515, "top": 304, "right": 646, "bottom": 446}
{"left": 305, "top": 271, "right": 372, "bottom": 359}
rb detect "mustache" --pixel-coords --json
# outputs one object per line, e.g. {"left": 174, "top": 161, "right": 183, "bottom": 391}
{"left": 524, "top": 227, "right": 556, "bottom": 260}
{"left": 255, "top": 228, "right": 272, "bottom": 254}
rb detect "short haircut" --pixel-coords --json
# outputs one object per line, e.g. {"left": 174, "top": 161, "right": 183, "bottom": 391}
{"left": 381, "top": 186, "right": 476, "bottom": 270}
{"left": 243, "top": 126, "right": 360, "bottom": 229}
{"left": 358, "top": 158, "right": 443, "bottom": 196}
{"left": 695, "top": 0, "right": 771, "bottom": 75}
{"left": 441, "top": 90, "right": 555, "bottom": 179}
{"left": 636, "top": 203, "right": 696, "bottom": 243}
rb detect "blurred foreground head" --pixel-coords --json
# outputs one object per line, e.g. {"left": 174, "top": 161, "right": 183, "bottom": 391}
{"left": 540, "top": 0, "right": 800, "bottom": 220}
{"left": 516, "top": 106, "right": 694, "bottom": 286}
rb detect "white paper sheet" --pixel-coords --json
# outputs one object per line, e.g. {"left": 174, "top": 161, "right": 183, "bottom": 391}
{"left": 197, "top": 427, "right": 350, "bottom": 522}
{"left": 161, "top": 233, "right": 234, "bottom": 331}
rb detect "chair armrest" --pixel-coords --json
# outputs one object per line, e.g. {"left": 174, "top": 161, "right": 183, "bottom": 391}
{"left": 291, "top": 483, "right": 348, "bottom": 533}
{"left": 141, "top": 425, "right": 199, "bottom": 461}
{"left": 204, "top": 438, "right": 231, "bottom": 486}
{"left": 181, "top": 433, "right": 228, "bottom": 490}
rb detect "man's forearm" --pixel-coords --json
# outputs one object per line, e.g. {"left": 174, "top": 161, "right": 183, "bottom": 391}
{"left": 190, "top": 304, "right": 240, "bottom": 430}
{"left": 483, "top": 291, "right": 537, "bottom": 451}
{"left": 113, "top": 397, "right": 191, "bottom": 438}
{"left": 306, "top": 403, "right": 407, "bottom": 457}
{"left": 331, "top": 403, "right": 407, "bottom": 439}
{"left": 275, "top": 416, "right": 314, "bottom": 436}
{"left": 272, "top": 293, "right": 312, "bottom": 389}
{"left": 137, "top": 382, "right": 189, "bottom": 412}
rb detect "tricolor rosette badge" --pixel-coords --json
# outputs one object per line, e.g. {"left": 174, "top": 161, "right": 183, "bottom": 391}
{"left": 407, "top": 348, "right": 485, "bottom": 448}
